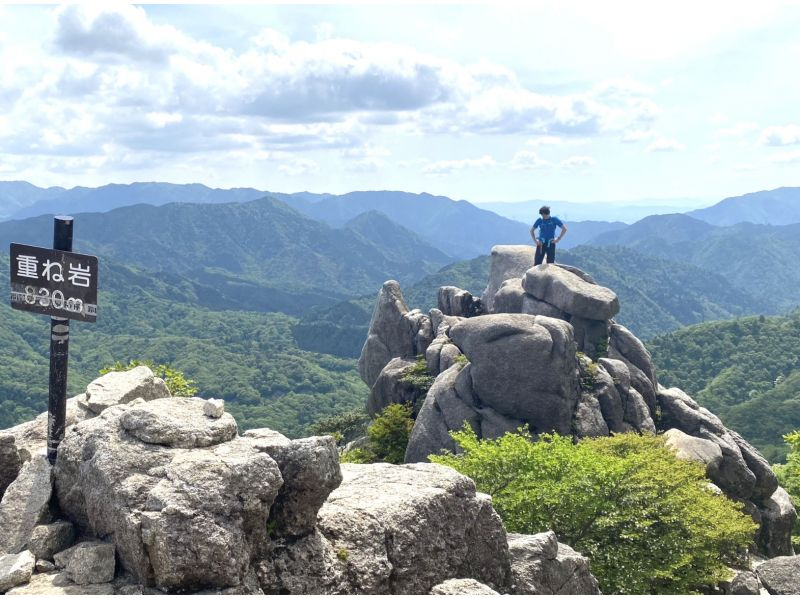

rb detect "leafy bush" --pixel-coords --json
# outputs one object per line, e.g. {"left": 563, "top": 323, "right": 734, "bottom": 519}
{"left": 339, "top": 403, "right": 414, "bottom": 465}
{"left": 399, "top": 355, "right": 434, "bottom": 394}
{"left": 100, "top": 359, "right": 199, "bottom": 397}
{"left": 773, "top": 430, "right": 800, "bottom": 546}
{"left": 308, "top": 409, "right": 371, "bottom": 445}
{"left": 431, "top": 428, "right": 756, "bottom": 594}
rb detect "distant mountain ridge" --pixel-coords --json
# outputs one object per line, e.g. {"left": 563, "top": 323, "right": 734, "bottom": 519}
{"left": 0, "top": 196, "right": 451, "bottom": 309}
{"left": 688, "top": 187, "right": 800, "bottom": 226}
{"left": 589, "top": 214, "right": 800, "bottom": 312}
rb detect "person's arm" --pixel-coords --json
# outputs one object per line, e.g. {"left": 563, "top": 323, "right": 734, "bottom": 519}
{"left": 554, "top": 220, "right": 568, "bottom": 243}
{"left": 531, "top": 219, "right": 542, "bottom": 245}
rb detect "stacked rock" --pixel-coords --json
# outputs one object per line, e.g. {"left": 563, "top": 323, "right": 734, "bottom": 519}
{"left": 0, "top": 366, "right": 599, "bottom": 594}
{"left": 357, "top": 245, "right": 797, "bottom": 559}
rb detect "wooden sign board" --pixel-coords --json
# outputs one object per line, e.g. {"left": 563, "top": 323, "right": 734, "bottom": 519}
{"left": 9, "top": 242, "right": 98, "bottom": 322}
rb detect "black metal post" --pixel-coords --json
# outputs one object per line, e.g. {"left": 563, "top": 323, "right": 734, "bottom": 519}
{"left": 47, "top": 216, "right": 73, "bottom": 465}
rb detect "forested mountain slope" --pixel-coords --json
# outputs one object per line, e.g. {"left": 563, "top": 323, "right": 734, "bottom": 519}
{"left": 648, "top": 311, "right": 800, "bottom": 461}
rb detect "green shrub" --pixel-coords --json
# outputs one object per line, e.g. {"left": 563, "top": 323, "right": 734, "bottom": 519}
{"left": 399, "top": 355, "right": 434, "bottom": 394}
{"left": 773, "top": 430, "right": 800, "bottom": 542}
{"left": 339, "top": 402, "right": 414, "bottom": 465}
{"left": 367, "top": 403, "right": 414, "bottom": 464}
{"left": 308, "top": 409, "right": 371, "bottom": 445}
{"left": 431, "top": 428, "right": 756, "bottom": 594}
{"left": 100, "top": 359, "right": 198, "bottom": 397}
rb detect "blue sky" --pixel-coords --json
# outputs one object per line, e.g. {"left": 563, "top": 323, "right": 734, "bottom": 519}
{"left": 1, "top": 2, "right": 799, "bottom": 207}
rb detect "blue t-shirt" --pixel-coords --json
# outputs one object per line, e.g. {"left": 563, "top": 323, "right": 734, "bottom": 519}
{"left": 532, "top": 216, "right": 564, "bottom": 241}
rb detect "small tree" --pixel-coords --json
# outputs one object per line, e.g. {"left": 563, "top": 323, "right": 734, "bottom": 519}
{"left": 431, "top": 428, "right": 756, "bottom": 594}
{"left": 308, "top": 409, "right": 371, "bottom": 445}
{"left": 340, "top": 403, "right": 414, "bottom": 465}
{"left": 100, "top": 359, "right": 198, "bottom": 397}
{"left": 773, "top": 430, "right": 800, "bottom": 547}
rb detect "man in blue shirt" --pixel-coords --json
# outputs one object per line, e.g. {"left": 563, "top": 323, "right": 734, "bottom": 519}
{"left": 530, "top": 205, "right": 568, "bottom": 265}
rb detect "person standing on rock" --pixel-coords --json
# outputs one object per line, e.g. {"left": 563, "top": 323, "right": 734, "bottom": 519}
{"left": 531, "top": 205, "right": 567, "bottom": 265}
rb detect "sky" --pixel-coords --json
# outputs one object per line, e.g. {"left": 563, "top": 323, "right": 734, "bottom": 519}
{"left": 1, "top": 1, "right": 800, "bottom": 206}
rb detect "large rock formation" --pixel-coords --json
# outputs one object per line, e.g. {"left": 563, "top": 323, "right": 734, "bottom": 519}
{"left": 0, "top": 366, "right": 597, "bottom": 595}
{"left": 357, "top": 244, "right": 797, "bottom": 559}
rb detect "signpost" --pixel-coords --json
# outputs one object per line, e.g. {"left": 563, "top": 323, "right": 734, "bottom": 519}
{"left": 9, "top": 216, "right": 98, "bottom": 464}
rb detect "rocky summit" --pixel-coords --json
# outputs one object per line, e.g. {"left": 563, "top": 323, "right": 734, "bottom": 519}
{"left": 359, "top": 244, "right": 798, "bottom": 564}
{"left": 0, "top": 364, "right": 598, "bottom": 594}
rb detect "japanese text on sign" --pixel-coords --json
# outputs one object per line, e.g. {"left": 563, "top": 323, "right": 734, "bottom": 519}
{"left": 9, "top": 243, "right": 98, "bottom": 322}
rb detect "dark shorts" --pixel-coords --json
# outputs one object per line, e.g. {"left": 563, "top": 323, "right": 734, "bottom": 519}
{"left": 534, "top": 242, "right": 556, "bottom": 265}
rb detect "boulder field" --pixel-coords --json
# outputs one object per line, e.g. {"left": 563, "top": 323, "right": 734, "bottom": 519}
{"left": 0, "top": 366, "right": 598, "bottom": 594}
{"left": 359, "top": 244, "right": 797, "bottom": 565}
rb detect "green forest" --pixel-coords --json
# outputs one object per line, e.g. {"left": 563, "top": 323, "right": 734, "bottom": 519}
{"left": 648, "top": 311, "right": 800, "bottom": 462}
{"left": 0, "top": 253, "right": 367, "bottom": 435}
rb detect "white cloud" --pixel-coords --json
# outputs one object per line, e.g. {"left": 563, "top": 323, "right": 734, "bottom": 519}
{"left": 278, "top": 157, "right": 319, "bottom": 176}
{"left": 423, "top": 155, "right": 495, "bottom": 175}
{"left": 760, "top": 124, "right": 800, "bottom": 146}
{"left": 510, "top": 150, "right": 551, "bottom": 170}
{"left": 767, "top": 149, "right": 800, "bottom": 163}
{"left": 620, "top": 129, "right": 655, "bottom": 143}
{"left": 715, "top": 121, "right": 759, "bottom": 138}
{"left": 526, "top": 136, "right": 563, "bottom": 147}
{"left": 646, "top": 138, "right": 685, "bottom": 152}
{"left": 559, "top": 155, "right": 596, "bottom": 168}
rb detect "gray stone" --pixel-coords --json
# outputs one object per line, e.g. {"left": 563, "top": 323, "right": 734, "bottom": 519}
{"left": 257, "top": 529, "right": 347, "bottom": 594}
{"left": 657, "top": 387, "right": 726, "bottom": 436}
{"left": 663, "top": 428, "right": 723, "bottom": 476}
{"left": 0, "top": 433, "right": 21, "bottom": 500}
{"left": 523, "top": 263, "right": 620, "bottom": 320}
{"left": 590, "top": 364, "right": 626, "bottom": 433}
{"left": 85, "top": 366, "right": 170, "bottom": 414}
{"left": 571, "top": 316, "right": 609, "bottom": 360}
{"left": 203, "top": 398, "right": 225, "bottom": 418}
{"left": 358, "top": 281, "right": 417, "bottom": 388}
{"left": 698, "top": 429, "right": 758, "bottom": 501}
{"left": 242, "top": 429, "right": 343, "bottom": 538}
{"left": 556, "top": 264, "right": 596, "bottom": 284}
{"left": 492, "top": 279, "right": 525, "bottom": 314}
{"left": 0, "top": 551, "right": 35, "bottom": 593}
{"left": 54, "top": 403, "right": 283, "bottom": 591}
{"left": 520, "top": 294, "right": 566, "bottom": 319}
{"left": 317, "top": 463, "right": 513, "bottom": 594}
{"left": 406, "top": 365, "right": 475, "bottom": 463}
{"left": 430, "top": 578, "right": 499, "bottom": 594}
{"left": 756, "top": 555, "right": 800, "bottom": 594}
{"left": 449, "top": 314, "right": 580, "bottom": 435}
{"left": 35, "top": 560, "right": 55, "bottom": 573}
{"left": 4, "top": 395, "right": 94, "bottom": 465}
{"left": 757, "top": 487, "right": 797, "bottom": 558}
{"left": 729, "top": 571, "right": 762, "bottom": 594}
{"left": 438, "top": 286, "right": 483, "bottom": 318}
{"left": 475, "top": 406, "right": 526, "bottom": 440}
{"left": 120, "top": 397, "right": 238, "bottom": 448}
{"left": 597, "top": 358, "right": 655, "bottom": 433}
{"left": 430, "top": 309, "right": 465, "bottom": 337}
{"left": 608, "top": 322, "right": 657, "bottom": 389}
{"left": 28, "top": 521, "right": 75, "bottom": 561}
{"left": 507, "top": 531, "right": 559, "bottom": 561}
{"left": 481, "top": 245, "right": 536, "bottom": 313}
{"left": 507, "top": 532, "right": 600, "bottom": 594}
{"left": 573, "top": 393, "right": 610, "bottom": 438}
{"left": 367, "top": 357, "right": 426, "bottom": 417}
{"left": 730, "top": 430, "right": 780, "bottom": 503}
{"left": 64, "top": 541, "right": 115, "bottom": 585}
{"left": 406, "top": 308, "right": 435, "bottom": 357}
{"left": 0, "top": 452, "right": 52, "bottom": 554}
{"left": 5, "top": 572, "right": 113, "bottom": 595}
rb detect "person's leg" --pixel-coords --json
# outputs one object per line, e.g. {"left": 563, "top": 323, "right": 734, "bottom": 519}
{"left": 534, "top": 244, "right": 545, "bottom": 265}
{"left": 546, "top": 242, "right": 556, "bottom": 263}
